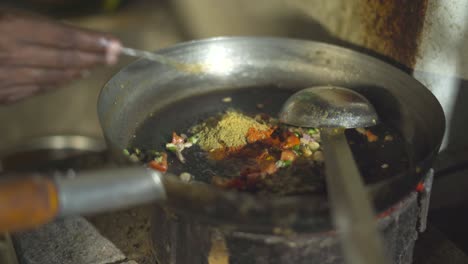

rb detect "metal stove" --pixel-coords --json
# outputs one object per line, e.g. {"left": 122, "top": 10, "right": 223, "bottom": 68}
{"left": 150, "top": 171, "right": 427, "bottom": 264}
{"left": 1, "top": 136, "right": 468, "bottom": 264}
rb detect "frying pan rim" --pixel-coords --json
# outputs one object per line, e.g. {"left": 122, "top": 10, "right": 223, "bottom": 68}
{"left": 97, "top": 36, "right": 445, "bottom": 228}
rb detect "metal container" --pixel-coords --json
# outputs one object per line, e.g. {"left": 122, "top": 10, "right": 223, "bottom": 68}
{"left": 151, "top": 172, "right": 433, "bottom": 264}
{"left": 98, "top": 37, "right": 445, "bottom": 264}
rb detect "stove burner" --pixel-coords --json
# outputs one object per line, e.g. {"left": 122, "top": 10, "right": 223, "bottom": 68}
{"left": 150, "top": 172, "right": 433, "bottom": 264}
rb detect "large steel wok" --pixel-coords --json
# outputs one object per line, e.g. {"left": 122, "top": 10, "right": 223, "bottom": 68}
{"left": 0, "top": 37, "right": 444, "bottom": 236}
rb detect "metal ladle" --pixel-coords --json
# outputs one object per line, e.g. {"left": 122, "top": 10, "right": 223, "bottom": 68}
{"left": 279, "top": 86, "right": 388, "bottom": 264}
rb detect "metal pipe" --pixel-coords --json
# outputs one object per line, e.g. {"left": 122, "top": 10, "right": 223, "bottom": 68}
{"left": 55, "top": 167, "right": 166, "bottom": 217}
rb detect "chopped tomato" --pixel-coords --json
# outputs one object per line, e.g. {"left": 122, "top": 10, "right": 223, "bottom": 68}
{"left": 282, "top": 135, "right": 300, "bottom": 149}
{"left": 261, "top": 161, "right": 278, "bottom": 175}
{"left": 281, "top": 150, "right": 296, "bottom": 161}
{"left": 172, "top": 132, "right": 185, "bottom": 144}
{"left": 416, "top": 182, "right": 424, "bottom": 192}
{"left": 148, "top": 153, "right": 168, "bottom": 172}
{"left": 263, "top": 137, "right": 282, "bottom": 147}
{"left": 246, "top": 127, "right": 275, "bottom": 143}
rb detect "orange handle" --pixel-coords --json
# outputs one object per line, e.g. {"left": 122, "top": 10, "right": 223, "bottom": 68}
{"left": 0, "top": 176, "right": 59, "bottom": 233}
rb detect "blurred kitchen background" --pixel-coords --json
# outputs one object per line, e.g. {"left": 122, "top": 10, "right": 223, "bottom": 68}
{"left": 0, "top": 0, "right": 466, "bottom": 153}
{"left": 1, "top": 0, "right": 468, "bottom": 263}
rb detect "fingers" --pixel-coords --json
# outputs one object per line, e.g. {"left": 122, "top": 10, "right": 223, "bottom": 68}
{"left": 5, "top": 13, "right": 122, "bottom": 65}
{"left": 0, "top": 85, "right": 40, "bottom": 104}
{"left": 0, "top": 67, "right": 84, "bottom": 87}
{"left": 0, "top": 10, "right": 123, "bottom": 104}
{"left": 0, "top": 67, "right": 86, "bottom": 102}
{"left": 12, "top": 17, "right": 116, "bottom": 52}
{"left": 0, "top": 79, "right": 74, "bottom": 104}
{"left": 0, "top": 45, "right": 107, "bottom": 68}
{"left": 30, "top": 20, "right": 122, "bottom": 65}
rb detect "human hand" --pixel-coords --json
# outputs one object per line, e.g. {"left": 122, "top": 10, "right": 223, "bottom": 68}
{"left": 0, "top": 9, "right": 121, "bottom": 104}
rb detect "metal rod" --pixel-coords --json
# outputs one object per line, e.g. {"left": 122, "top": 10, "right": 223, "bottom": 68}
{"left": 55, "top": 167, "right": 166, "bottom": 216}
{"left": 321, "top": 128, "right": 389, "bottom": 264}
{"left": 120, "top": 47, "right": 178, "bottom": 65}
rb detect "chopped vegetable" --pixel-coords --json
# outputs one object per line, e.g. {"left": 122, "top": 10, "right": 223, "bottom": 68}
{"left": 301, "top": 145, "right": 313, "bottom": 157}
{"left": 384, "top": 135, "right": 394, "bottom": 141}
{"left": 129, "top": 154, "right": 139, "bottom": 163}
{"left": 292, "top": 145, "right": 301, "bottom": 155}
{"left": 309, "top": 141, "right": 320, "bottom": 151}
{"left": 122, "top": 110, "right": 407, "bottom": 197}
{"left": 222, "top": 97, "right": 232, "bottom": 102}
{"left": 149, "top": 153, "right": 168, "bottom": 172}
{"left": 172, "top": 132, "right": 185, "bottom": 144}
{"left": 275, "top": 160, "right": 292, "bottom": 168}
{"left": 311, "top": 133, "right": 321, "bottom": 141}
{"left": 165, "top": 132, "right": 195, "bottom": 163}
{"left": 300, "top": 133, "right": 312, "bottom": 144}
{"left": 188, "top": 134, "right": 200, "bottom": 144}
{"left": 282, "top": 135, "right": 300, "bottom": 149}
{"left": 313, "top": 151, "right": 324, "bottom": 162}
{"left": 356, "top": 128, "right": 378, "bottom": 142}
{"left": 366, "top": 130, "right": 378, "bottom": 142}
{"left": 260, "top": 161, "right": 278, "bottom": 174}
{"left": 165, "top": 143, "right": 177, "bottom": 152}
{"left": 280, "top": 150, "right": 296, "bottom": 161}
{"left": 123, "top": 149, "right": 130, "bottom": 156}
{"left": 416, "top": 182, "right": 424, "bottom": 192}
{"left": 179, "top": 172, "right": 192, "bottom": 182}
{"left": 127, "top": 111, "right": 330, "bottom": 193}
{"left": 246, "top": 127, "right": 275, "bottom": 143}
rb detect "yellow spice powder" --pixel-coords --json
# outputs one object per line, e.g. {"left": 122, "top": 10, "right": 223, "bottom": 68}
{"left": 193, "top": 111, "right": 270, "bottom": 151}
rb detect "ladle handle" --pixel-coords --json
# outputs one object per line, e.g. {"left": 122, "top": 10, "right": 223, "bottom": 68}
{"left": 0, "top": 167, "right": 166, "bottom": 233}
{"left": 321, "top": 128, "right": 389, "bottom": 264}
{"left": 55, "top": 167, "right": 166, "bottom": 217}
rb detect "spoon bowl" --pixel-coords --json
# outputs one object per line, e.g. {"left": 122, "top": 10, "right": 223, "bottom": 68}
{"left": 279, "top": 86, "right": 388, "bottom": 264}
{"left": 279, "top": 86, "right": 378, "bottom": 128}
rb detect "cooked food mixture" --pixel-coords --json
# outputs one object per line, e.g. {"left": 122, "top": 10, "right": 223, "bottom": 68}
{"left": 193, "top": 111, "right": 271, "bottom": 151}
{"left": 124, "top": 110, "right": 389, "bottom": 195}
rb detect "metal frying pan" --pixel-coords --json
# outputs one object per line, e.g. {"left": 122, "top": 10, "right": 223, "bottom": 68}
{"left": 98, "top": 37, "right": 444, "bottom": 233}
{"left": 0, "top": 37, "right": 444, "bottom": 234}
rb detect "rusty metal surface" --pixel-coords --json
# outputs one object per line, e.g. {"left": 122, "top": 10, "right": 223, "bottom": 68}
{"left": 151, "top": 189, "right": 422, "bottom": 264}
{"left": 88, "top": 206, "right": 157, "bottom": 264}
{"left": 413, "top": 0, "right": 468, "bottom": 151}
{"left": 361, "top": 0, "right": 428, "bottom": 69}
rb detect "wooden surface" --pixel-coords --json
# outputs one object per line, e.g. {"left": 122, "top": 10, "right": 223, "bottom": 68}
{"left": 0, "top": 177, "right": 59, "bottom": 233}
